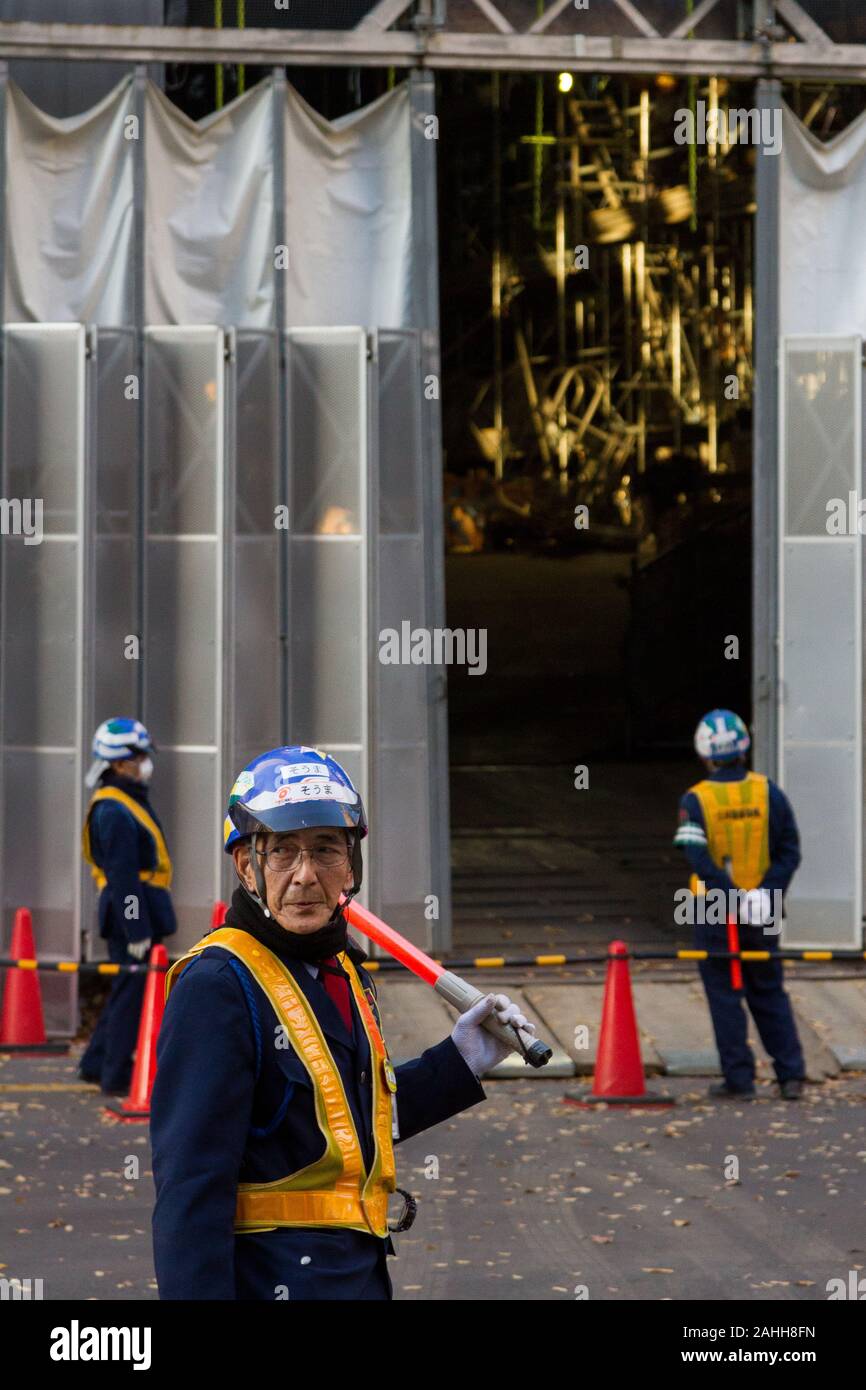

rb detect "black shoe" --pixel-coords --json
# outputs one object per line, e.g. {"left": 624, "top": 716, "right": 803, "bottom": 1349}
{"left": 77, "top": 1070, "right": 101, "bottom": 1085}
{"left": 708, "top": 1081, "right": 756, "bottom": 1100}
{"left": 780, "top": 1078, "right": 803, "bottom": 1100}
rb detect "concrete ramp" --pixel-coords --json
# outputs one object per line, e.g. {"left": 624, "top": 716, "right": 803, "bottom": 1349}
{"left": 375, "top": 973, "right": 853, "bottom": 1083}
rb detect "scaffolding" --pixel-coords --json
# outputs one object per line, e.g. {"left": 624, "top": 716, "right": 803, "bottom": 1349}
{"left": 1, "top": 2, "right": 865, "bottom": 79}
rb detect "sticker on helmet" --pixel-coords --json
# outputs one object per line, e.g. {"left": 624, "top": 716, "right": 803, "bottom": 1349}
{"left": 248, "top": 778, "right": 357, "bottom": 811}
{"left": 276, "top": 763, "right": 328, "bottom": 783}
{"left": 277, "top": 777, "right": 354, "bottom": 804}
{"left": 230, "top": 770, "right": 255, "bottom": 799}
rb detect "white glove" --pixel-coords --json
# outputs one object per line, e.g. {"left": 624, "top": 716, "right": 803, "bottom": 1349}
{"left": 127, "top": 938, "right": 152, "bottom": 962}
{"left": 451, "top": 993, "right": 537, "bottom": 1078}
{"left": 739, "top": 888, "right": 774, "bottom": 927}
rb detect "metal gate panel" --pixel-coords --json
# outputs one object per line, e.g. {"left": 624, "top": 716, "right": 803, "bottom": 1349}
{"left": 374, "top": 330, "right": 436, "bottom": 949}
{"left": 779, "top": 336, "right": 862, "bottom": 948}
{"left": 225, "top": 329, "right": 282, "bottom": 904}
{"left": 80, "top": 327, "right": 140, "bottom": 960}
{"left": 0, "top": 324, "right": 87, "bottom": 1032}
{"left": 282, "top": 327, "right": 445, "bottom": 948}
{"left": 0, "top": 321, "right": 445, "bottom": 981}
{"left": 288, "top": 537, "right": 364, "bottom": 742}
{"left": 144, "top": 326, "right": 225, "bottom": 947}
{"left": 284, "top": 328, "right": 369, "bottom": 910}
{"left": 91, "top": 326, "right": 140, "bottom": 718}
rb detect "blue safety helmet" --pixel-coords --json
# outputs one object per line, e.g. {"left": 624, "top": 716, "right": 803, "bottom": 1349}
{"left": 694, "top": 709, "right": 751, "bottom": 764}
{"left": 223, "top": 746, "right": 367, "bottom": 919}
{"left": 86, "top": 716, "right": 155, "bottom": 788}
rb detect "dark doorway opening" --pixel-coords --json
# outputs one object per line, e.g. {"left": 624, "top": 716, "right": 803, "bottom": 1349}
{"left": 438, "top": 70, "right": 754, "bottom": 955}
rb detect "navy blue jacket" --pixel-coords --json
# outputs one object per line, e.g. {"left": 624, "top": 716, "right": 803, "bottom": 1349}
{"left": 86, "top": 771, "right": 177, "bottom": 944}
{"left": 674, "top": 764, "right": 801, "bottom": 896}
{"left": 150, "top": 918, "right": 486, "bottom": 1300}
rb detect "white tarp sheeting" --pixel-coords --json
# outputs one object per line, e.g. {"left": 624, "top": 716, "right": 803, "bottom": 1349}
{"left": 4, "top": 74, "right": 413, "bottom": 330}
{"left": 283, "top": 82, "right": 411, "bottom": 330}
{"left": 780, "top": 101, "right": 866, "bottom": 335}
{"left": 5, "top": 78, "right": 136, "bottom": 325}
{"left": 145, "top": 79, "right": 277, "bottom": 329}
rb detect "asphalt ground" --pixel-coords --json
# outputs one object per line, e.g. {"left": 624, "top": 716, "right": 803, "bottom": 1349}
{"left": 2, "top": 1048, "right": 865, "bottom": 1303}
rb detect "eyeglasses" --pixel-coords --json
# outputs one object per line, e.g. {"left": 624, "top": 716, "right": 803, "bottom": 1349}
{"left": 255, "top": 843, "right": 350, "bottom": 873}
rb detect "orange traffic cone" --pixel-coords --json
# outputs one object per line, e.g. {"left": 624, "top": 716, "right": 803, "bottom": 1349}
{"left": 105, "top": 943, "right": 167, "bottom": 1121}
{"left": 0, "top": 908, "right": 69, "bottom": 1054}
{"left": 564, "top": 940, "right": 673, "bottom": 1107}
{"left": 210, "top": 900, "right": 227, "bottom": 930}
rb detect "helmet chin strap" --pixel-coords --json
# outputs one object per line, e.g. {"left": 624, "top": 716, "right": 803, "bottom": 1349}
{"left": 331, "top": 828, "right": 364, "bottom": 928}
{"left": 248, "top": 831, "right": 272, "bottom": 919}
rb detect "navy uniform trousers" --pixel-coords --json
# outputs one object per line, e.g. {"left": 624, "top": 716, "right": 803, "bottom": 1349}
{"left": 694, "top": 921, "right": 805, "bottom": 1091}
{"left": 80, "top": 929, "right": 150, "bottom": 1093}
{"left": 150, "top": 940, "right": 486, "bottom": 1300}
{"left": 80, "top": 777, "right": 177, "bottom": 1093}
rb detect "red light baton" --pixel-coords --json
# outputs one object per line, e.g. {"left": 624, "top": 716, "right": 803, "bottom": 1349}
{"left": 340, "top": 895, "right": 552, "bottom": 1068}
{"left": 722, "top": 860, "right": 744, "bottom": 993}
{"left": 726, "top": 915, "right": 744, "bottom": 993}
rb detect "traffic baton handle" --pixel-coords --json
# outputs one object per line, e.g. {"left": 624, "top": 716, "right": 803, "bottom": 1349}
{"left": 434, "top": 968, "right": 553, "bottom": 1068}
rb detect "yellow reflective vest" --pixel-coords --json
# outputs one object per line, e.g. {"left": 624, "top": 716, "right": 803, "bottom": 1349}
{"left": 688, "top": 770, "right": 770, "bottom": 896}
{"left": 81, "top": 787, "right": 173, "bottom": 891}
{"left": 164, "top": 927, "right": 398, "bottom": 1239}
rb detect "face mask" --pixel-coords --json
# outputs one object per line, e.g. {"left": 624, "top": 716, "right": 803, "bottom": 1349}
{"left": 137, "top": 756, "right": 154, "bottom": 785}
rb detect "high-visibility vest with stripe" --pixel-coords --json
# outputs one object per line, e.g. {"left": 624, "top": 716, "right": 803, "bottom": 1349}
{"left": 688, "top": 771, "right": 770, "bottom": 896}
{"left": 81, "top": 787, "right": 173, "bottom": 891}
{"left": 164, "top": 927, "right": 398, "bottom": 1239}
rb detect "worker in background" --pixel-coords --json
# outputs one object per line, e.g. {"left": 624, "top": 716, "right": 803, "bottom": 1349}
{"left": 78, "top": 718, "right": 176, "bottom": 1095}
{"left": 150, "top": 744, "right": 534, "bottom": 1300}
{"left": 673, "top": 709, "right": 805, "bottom": 1101}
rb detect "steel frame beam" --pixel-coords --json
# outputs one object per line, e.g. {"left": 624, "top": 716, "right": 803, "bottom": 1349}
{"left": 0, "top": 21, "right": 865, "bottom": 80}
{"left": 752, "top": 76, "right": 781, "bottom": 780}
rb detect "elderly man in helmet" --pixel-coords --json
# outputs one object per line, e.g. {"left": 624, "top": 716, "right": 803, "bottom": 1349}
{"left": 79, "top": 718, "right": 176, "bottom": 1095}
{"left": 150, "top": 745, "right": 534, "bottom": 1301}
{"left": 673, "top": 709, "right": 805, "bottom": 1102}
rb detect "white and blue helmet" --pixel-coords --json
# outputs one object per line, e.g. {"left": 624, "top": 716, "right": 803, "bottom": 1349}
{"left": 224, "top": 745, "right": 367, "bottom": 919}
{"left": 86, "top": 717, "right": 154, "bottom": 788}
{"left": 694, "top": 709, "right": 750, "bottom": 764}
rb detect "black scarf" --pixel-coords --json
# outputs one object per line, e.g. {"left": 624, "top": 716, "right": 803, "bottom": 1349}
{"left": 223, "top": 885, "right": 368, "bottom": 967}
{"left": 98, "top": 768, "right": 167, "bottom": 833}
{"left": 100, "top": 767, "right": 150, "bottom": 805}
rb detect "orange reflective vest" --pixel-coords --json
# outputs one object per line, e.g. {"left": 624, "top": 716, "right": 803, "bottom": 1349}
{"left": 688, "top": 771, "right": 770, "bottom": 896}
{"left": 81, "top": 787, "right": 173, "bottom": 891}
{"left": 164, "top": 926, "right": 398, "bottom": 1238}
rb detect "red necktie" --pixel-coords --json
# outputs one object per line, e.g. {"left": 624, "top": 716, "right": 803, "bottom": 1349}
{"left": 319, "top": 956, "right": 353, "bottom": 1036}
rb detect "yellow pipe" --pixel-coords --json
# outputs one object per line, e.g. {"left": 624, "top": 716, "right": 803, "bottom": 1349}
{"left": 238, "top": 0, "right": 245, "bottom": 96}
{"left": 215, "top": 0, "right": 223, "bottom": 110}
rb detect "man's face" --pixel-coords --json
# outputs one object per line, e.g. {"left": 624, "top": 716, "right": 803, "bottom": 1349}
{"left": 232, "top": 825, "right": 354, "bottom": 934}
